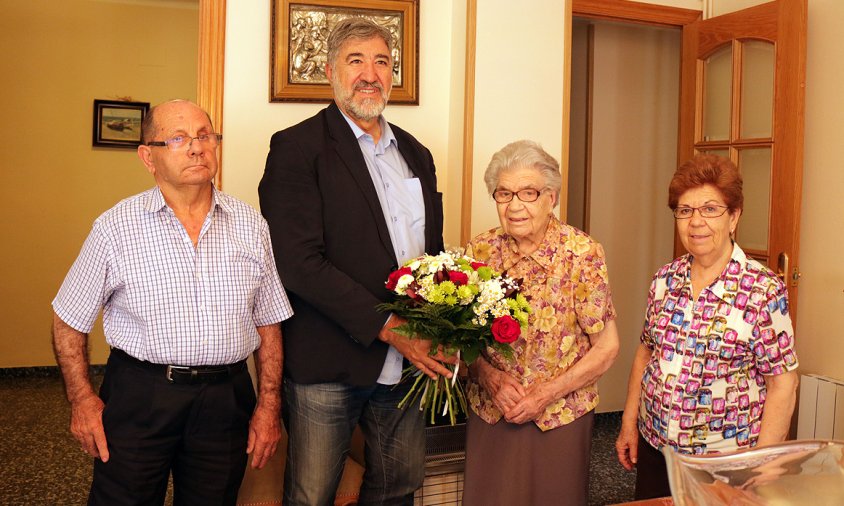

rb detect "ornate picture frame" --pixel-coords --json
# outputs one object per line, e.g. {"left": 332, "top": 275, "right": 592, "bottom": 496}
{"left": 270, "top": 0, "right": 419, "bottom": 104}
{"left": 92, "top": 99, "right": 149, "bottom": 148}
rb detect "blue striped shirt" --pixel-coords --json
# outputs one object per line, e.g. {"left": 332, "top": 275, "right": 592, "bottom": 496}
{"left": 53, "top": 186, "right": 293, "bottom": 366}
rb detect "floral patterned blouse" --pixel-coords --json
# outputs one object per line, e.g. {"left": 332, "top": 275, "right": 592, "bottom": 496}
{"left": 465, "top": 217, "right": 616, "bottom": 431}
{"left": 638, "top": 244, "right": 798, "bottom": 454}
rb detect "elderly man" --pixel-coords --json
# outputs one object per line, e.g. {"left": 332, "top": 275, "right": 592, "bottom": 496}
{"left": 259, "top": 17, "right": 450, "bottom": 506}
{"left": 52, "top": 99, "right": 292, "bottom": 505}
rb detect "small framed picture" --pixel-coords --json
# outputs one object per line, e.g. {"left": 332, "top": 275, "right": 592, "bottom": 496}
{"left": 92, "top": 99, "right": 149, "bottom": 148}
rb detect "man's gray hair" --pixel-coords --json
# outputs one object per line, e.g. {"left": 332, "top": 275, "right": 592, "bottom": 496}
{"left": 327, "top": 17, "right": 393, "bottom": 69}
{"left": 484, "top": 140, "right": 563, "bottom": 203}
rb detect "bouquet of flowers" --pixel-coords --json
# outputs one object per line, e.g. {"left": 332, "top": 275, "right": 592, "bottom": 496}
{"left": 377, "top": 250, "right": 531, "bottom": 425}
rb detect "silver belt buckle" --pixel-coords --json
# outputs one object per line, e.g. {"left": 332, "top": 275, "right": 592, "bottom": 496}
{"left": 166, "top": 365, "right": 191, "bottom": 383}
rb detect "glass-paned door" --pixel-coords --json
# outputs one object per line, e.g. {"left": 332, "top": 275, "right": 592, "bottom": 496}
{"left": 679, "top": 0, "right": 807, "bottom": 318}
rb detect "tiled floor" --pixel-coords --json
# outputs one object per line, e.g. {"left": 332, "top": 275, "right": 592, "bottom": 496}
{"left": 0, "top": 371, "right": 635, "bottom": 505}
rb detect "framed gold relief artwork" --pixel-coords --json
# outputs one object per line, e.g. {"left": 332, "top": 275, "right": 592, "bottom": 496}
{"left": 270, "top": 0, "right": 419, "bottom": 104}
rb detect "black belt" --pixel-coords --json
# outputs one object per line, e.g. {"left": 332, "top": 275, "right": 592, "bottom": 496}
{"left": 110, "top": 348, "right": 247, "bottom": 385}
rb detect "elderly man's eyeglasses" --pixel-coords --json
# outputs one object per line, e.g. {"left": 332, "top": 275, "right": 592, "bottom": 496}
{"left": 492, "top": 188, "right": 545, "bottom": 203}
{"left": 673, "top": 205, "right": 730, "bottom": 219}
{"left": 146, "top": 133, "right": 222, "bottom": 151}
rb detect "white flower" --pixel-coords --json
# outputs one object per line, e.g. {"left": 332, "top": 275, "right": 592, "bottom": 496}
{"left": 477, "top": 280, "right": 505, "bottom": 304}
{"left": 490, "top": 300, "right": 511, "bottom": 318}
{"left": 395, "top": 274, "right": 415, "bottom": 292}
{"left": 472, "top": 316, "right": 488, "bottom": 326}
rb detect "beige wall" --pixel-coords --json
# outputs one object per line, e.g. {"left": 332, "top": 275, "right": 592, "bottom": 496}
{"left": 468, "top": 0, "right": 567, "bottom": 237}
{"left": 584, "top": 21, "right": 681, "bottom": 412}
{"left": 633, "top": 0, "right": 703, "bottom": 8}
{"left": 796, "top": 0, "right": 844, "bottom": 381}
{"left": 0, "top": 0, "right": 198, "bottom": 367}
{"left": 708, "top": 0, "right": 765, "bottom": 16}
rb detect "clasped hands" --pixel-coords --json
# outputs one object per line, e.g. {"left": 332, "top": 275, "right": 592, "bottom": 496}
{"left": 477, "top": 359, "right": 554, "bottom": 424}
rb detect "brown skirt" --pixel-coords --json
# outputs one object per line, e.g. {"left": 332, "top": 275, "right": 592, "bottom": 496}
{"left": 463, "top": 410, "right": 595, "bottom": 506}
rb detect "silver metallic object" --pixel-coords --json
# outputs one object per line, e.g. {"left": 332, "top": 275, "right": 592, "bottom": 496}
{"left": 664, "top": 440, "right": 844, "bottom": 505}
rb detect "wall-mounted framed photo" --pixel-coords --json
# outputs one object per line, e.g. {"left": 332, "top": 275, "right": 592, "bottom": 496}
{"left": 270, "top": 0, "right": 419, "bottom": 104}
{"left": 92, "top": 99, "right": 149, "bottom": 148}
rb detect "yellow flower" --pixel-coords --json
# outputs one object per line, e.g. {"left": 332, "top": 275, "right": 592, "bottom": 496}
{"left": 559, "top": 352, "right": 577, "bottom": 370}
{"left": 535, "top": 305, "right": 558, "bottom": 333}
{"left": 575, "top": 283, "right": 590, "bottom": 301}
{"left": 560, "top": 335, "right": 575, "bottom": 355}
{"left": 557, "top": 406, "right": 575, "bottom": 424}
{"left": 565, "top": 235, "right": 591, "bottom": 255}
{"left": 471, "top": 242, "right": 491, "bottom": 262}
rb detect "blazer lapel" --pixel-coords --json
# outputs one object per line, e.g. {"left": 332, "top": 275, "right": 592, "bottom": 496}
{"left": 325, "top": 103, "right": 397, "bottom": 263}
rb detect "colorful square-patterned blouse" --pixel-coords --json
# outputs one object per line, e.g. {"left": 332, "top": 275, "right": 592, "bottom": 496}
{"left": 639, "top": 244, "right": 798, "bottom": 454}
{"left": 465, "top": 217, "right": 616, "bottom": 431}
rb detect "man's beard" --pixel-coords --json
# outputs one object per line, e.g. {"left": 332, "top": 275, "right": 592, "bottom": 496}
{"left": 333, "top": 79, "right": 390, "bottom": 122}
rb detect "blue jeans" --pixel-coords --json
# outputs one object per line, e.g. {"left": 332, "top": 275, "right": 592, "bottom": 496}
{"left": 282, "top": 378, "right": 425, "bottom": 506}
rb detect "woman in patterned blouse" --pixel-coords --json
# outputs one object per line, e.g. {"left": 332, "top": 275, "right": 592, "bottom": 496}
{"left": 615, "top": 154, "right": 799, "bottom": 500}
{"left": 462, "top": 140, "right": 620, "bottom": 505}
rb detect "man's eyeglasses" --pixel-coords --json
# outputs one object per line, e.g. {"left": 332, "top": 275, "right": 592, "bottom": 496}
{"left": 672, "top": 205, "right": 730, "bottom": 219}
{"left": 492, "top": 188, "right": 545, "bottom": 203}
{"left": 146, "top": 133, "right": 222, "bottom": 151}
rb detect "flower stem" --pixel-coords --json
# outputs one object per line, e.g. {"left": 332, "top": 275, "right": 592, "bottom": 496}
{"left": 398, "top": 371, "right": 427, "bottom": 410}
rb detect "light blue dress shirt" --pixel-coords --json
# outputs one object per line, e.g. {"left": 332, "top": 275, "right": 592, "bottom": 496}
{"left": 341, "top": 112, "right": 426, "bottom": 385}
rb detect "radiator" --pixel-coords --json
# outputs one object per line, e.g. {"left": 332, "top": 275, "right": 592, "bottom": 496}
{"left": 797, "top": 374, "right": 844, "bottom": 439}
{"left": 413, "top": 423, "right": 465, "bottom": 505}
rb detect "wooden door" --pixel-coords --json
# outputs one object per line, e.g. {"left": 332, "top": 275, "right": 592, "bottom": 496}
{"left": 677, "top": 0, "right": 807, "bottom": 317}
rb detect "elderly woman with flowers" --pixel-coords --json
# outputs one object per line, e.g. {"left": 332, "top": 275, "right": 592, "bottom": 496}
{"left": 462, "top": 140, "right": 620, "bottom": 505}
{"left": 615, "top": 154, "right": 799, "bottom": 500}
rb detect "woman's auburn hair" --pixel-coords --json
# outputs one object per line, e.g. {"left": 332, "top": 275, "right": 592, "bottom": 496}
{"left": 668, "top": 153, "right": 744, "bottom": 211}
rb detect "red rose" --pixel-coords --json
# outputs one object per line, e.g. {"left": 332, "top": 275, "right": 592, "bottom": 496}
{"left": 491, "top": 315, "right": 521, "bottom": 344}
{"left": 447, "top": 270, "right": 469, "bottom": 286}
{"left": 470, "top": 261, "right": 488, "bottom": 270}
{"left": 386, "top": 267, "right": 412, "bottom": 291}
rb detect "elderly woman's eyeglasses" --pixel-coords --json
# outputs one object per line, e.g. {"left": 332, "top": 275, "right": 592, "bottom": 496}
{"left": 146, "top": 133, "right": 222, "bottom": 151}
{"left": 492, "top": 188, "right": 545, "bottom": 203}
{"left": 673, "top": 205, "right": 730, "bottom": 219}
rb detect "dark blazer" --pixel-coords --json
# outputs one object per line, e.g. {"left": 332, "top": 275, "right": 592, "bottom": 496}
{"left": 258, "top": 102, "right": 444, "bottom": 386}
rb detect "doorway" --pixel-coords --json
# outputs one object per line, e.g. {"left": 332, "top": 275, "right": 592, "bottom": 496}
{"left": 567, "top": 17, "right": 681, "bottom": 411}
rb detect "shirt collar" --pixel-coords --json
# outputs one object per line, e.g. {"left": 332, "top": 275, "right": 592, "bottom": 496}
{"left": 339, "top": 110, "right": 396, "bottom": 151}
{"left": 501, "top": 215, "right": 562, "bottom": 271}
{"left": 707, "top": 243, "right": 746, "bottom": 300}
{"left": 143, "top": 185, "right": 230, "bottom": 215}
{"left": 674, "top": 243, "right": 747, "bottom": 301}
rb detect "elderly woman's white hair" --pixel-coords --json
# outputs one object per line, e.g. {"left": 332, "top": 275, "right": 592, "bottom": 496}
{"left": 483, "top": 140, "right": 563, "bottom": 206}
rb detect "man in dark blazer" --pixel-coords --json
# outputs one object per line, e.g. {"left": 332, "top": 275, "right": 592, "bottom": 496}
{"left": 258, "top": 17, "right": 452, "bottom": 506}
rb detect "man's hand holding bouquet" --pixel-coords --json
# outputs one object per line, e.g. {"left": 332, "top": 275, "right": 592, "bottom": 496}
{"left": 377, "top": 250, "right": 530, "bottom": 425}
